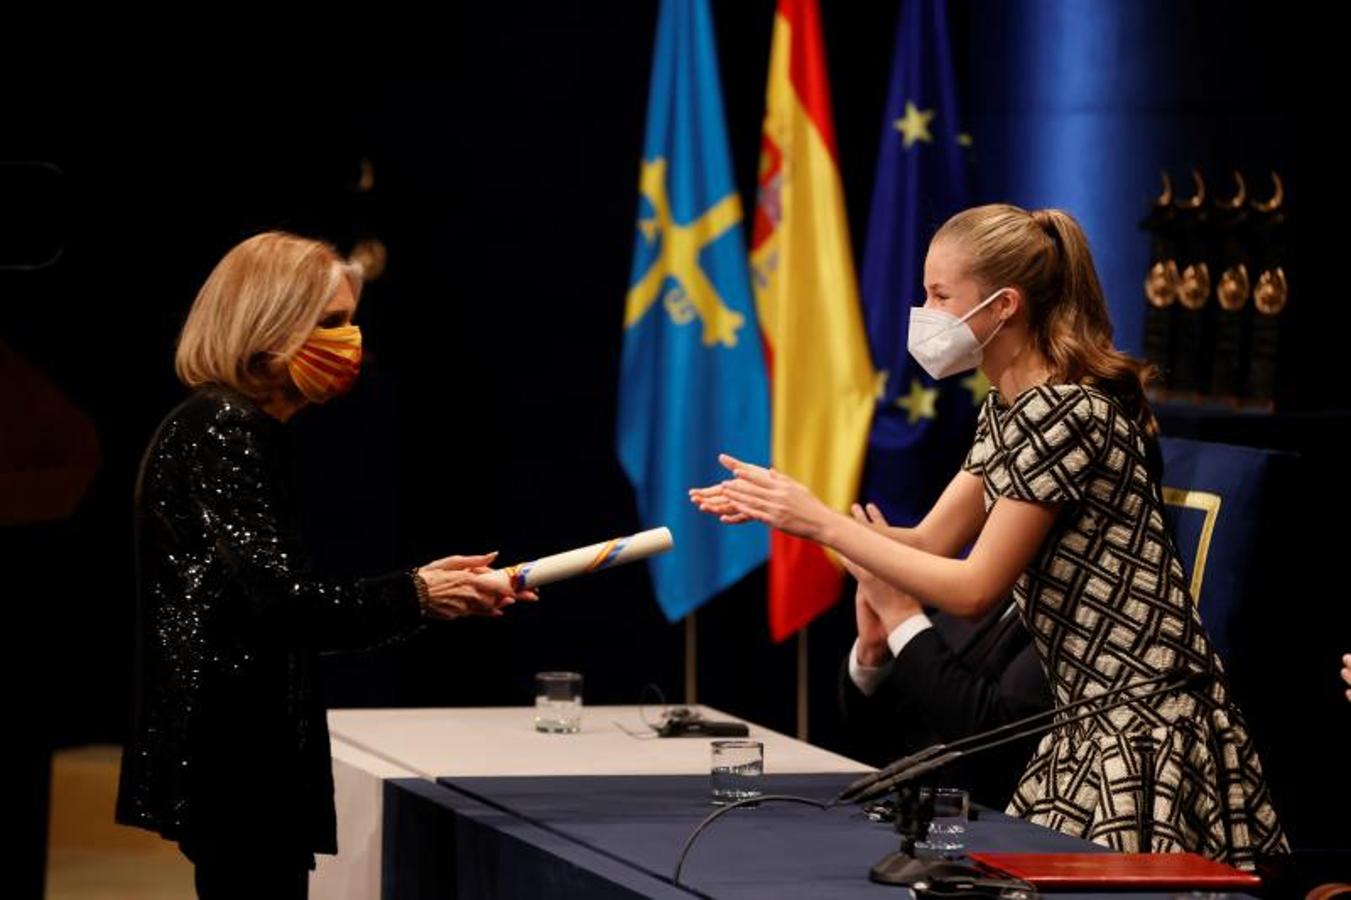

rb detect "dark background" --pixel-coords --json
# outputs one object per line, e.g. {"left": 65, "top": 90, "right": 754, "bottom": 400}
{"left": 3, "top": 1, "right": 1342, "bottom": 887}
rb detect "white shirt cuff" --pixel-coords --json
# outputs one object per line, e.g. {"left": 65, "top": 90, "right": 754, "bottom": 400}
{"left": 886, "top": 613, "right": 934, "bottom": 658}
{"left": 847, "top": 638, "right": 890, "bottom": 696}
{"left": 847, "top": 615, "right": 934, "bottom": 697}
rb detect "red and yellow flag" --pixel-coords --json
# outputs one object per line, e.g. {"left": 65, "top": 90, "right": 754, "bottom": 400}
{"left": 751, "top": 0, "right": 876, "bottom": 641}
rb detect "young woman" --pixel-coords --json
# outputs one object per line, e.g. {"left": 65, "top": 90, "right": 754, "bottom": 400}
{"left": 692, "top": 204, "right": 1286, "bottom": 869}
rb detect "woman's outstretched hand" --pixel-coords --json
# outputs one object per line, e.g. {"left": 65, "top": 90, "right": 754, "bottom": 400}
{"left": 417, "top": 552, "right": 538, "bottom": 620}
{"left": 688, "top": 454, "right": 837, "bottom": 541}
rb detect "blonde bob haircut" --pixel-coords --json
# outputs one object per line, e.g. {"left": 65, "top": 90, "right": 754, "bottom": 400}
{"left": 175, "top": 231, "right": 364, "bottom": 399}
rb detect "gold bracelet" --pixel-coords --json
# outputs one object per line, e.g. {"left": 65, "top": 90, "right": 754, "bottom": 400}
{"left": 410, "top": 569, "right": 432, "bottom": 613}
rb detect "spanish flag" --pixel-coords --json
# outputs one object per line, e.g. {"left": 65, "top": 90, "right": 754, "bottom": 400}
{"left": 751, "top": 0, "right": 876, "bottom": 641}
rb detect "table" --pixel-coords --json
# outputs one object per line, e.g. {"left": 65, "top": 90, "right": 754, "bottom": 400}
{"left": 313, "top": 706, "right": 1260, "bottom": 899}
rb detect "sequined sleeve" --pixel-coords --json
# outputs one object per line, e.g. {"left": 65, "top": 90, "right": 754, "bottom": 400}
{"left": 190, "top": 410, "right": 423, "bottom": 652}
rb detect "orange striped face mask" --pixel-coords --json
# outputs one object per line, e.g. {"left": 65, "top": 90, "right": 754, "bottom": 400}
{"left": 287, "top": 324, "right": 363, "bottom": 403}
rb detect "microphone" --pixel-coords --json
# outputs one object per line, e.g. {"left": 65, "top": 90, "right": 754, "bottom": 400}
{"left": 655, "top": 706, "right": 750, "bottom": 737}
{"left": 848, "top": 667, "right": 1212, "bottom": 806}
{"left": 670, "top": 667, "right": 1213, "bottom": 889}
{"left": 835, "top": 666, "right": 1197, "bottom": 804}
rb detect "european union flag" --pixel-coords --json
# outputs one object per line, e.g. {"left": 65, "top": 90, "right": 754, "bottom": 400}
{"left": 858, "top": 0, "right": 979, "bottom": 526}
{"left": 616, "top": 0, "right": 770, "bottom": 621}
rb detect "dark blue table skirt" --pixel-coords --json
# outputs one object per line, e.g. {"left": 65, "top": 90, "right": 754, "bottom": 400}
{"left": 382, "top": 773, "right": 1258, "bottom": 899}
{"left": 382, "top": 778, "right": 694, "bottom": 900}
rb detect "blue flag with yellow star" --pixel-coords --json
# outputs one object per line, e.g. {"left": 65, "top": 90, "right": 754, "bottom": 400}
{"left": 616, "top": 0, "right": 770, "bottom": 621}
{"left": 858, "top": 0, "right": 981, "bottom": 526}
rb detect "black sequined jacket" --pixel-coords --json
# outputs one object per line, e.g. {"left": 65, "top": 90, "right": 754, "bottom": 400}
{"left": 115, "top": 383, "right": 423, "bottom": 859}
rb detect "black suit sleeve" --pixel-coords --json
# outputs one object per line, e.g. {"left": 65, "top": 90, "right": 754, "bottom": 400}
{"left": 837, "top": 645, "right": 921, "bottom": 765}
{"left": 837, "top": 617, "right": 1053, "bottom": 806}
{"left": 887, "top": 627, "right": 1050, "bottom": 740}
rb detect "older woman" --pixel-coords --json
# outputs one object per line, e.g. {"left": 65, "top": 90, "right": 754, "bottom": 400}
{"left": 115, "top": 231, "right": 532, "bottom": 898}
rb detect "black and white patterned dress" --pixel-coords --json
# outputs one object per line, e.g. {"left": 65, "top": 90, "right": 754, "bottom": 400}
{"left": 961, "top": 382, "right": 1287, "bottom": 869}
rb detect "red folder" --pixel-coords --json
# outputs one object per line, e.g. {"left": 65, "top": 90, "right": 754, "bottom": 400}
{"left": 969, "top": 852, "right": 1262, "bottom": 890}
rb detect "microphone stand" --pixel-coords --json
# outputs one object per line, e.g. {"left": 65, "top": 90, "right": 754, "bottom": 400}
{"left": 836, "top": 667, "right": 1183, "bottom": 805}
{"left": 864, "top": 670, "right": 1205, "bottom": 888}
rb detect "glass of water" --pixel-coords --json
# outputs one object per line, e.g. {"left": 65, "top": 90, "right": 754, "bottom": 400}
{"left": 918, "top": 787, "right": 968, "bottom": 858}
{"left": 534, "top": 671, "right": 583, "bottom": 733}
{"left": 710, "top": 739, "right": 763, "bottom": 806}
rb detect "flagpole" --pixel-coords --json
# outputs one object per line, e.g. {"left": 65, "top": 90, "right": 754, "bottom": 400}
{"left": 796, "top": 627, "right": 809, "bottom": 741}
{"left": 684, "top": 612, "right": 698, "bottom": 706}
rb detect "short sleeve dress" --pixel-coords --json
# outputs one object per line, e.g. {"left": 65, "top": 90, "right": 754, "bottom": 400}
{"left": 961, "top": 381, "right": 1287, "bottom": 869}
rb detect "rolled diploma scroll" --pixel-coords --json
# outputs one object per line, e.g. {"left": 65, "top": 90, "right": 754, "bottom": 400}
{"left": 492, "top": 527, "right": 674, "bottom": 592}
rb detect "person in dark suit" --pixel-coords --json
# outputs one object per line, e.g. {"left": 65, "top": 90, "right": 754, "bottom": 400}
{"left": 838, "top": 502, "right": 1051, "bottom": 809}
